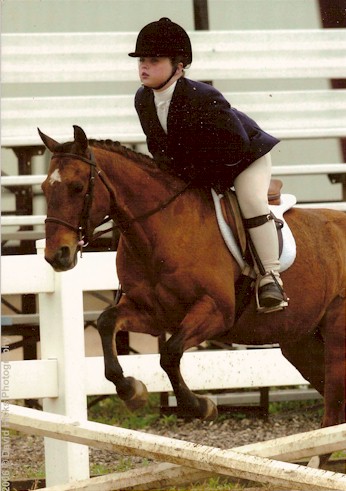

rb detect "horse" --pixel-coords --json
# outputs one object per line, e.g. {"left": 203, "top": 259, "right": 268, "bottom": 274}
{"left": 39, "top": 125, "right": 346, "bottom": 450}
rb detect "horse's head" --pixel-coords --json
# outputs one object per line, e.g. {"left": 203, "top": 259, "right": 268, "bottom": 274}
{"left": 39, "top": 125, "right": 111, "bottom": 271}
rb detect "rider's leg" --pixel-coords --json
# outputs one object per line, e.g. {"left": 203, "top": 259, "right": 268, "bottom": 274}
{"left": 234, "top": 152, "right": 286, "bottom": 309}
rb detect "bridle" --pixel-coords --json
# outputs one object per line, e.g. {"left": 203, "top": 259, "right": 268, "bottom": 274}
{"left": 45, "top": 150, "right": 102, "bottom": 253}
{"left": 45, "top": 148, "right": 191, "bottom": 254}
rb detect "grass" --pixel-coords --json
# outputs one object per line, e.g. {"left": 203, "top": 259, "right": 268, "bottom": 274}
{"left": 91, "top": 456, "right": 135, "bottom": 475}
{"left": 268, "top": 398, "right": 324, "bottom": 416}
{"left": 20, "top": 466, "right": 45, "bottom": 480}
{"left": 87, "top": 393, "right": 177, "bottom": 429}
{"left": 87, "top": 391, "right": 324, "bottom": 429}
{"left": 163, "top": 478, "right": 245, "bottom": 490}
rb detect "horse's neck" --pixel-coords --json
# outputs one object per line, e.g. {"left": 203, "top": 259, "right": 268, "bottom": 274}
{"left": 95, "top": 148, "right": 217, "bottom": 260}
{"left": 98, "top": 148, "right": 183, "bottom": 219}
{"left": 95, "top": 148, "right": 177, "bottom": 245}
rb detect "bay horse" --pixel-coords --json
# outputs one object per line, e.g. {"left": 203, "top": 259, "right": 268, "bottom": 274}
{"left": 39, "top": 126, "right": 345, "bottom": 444}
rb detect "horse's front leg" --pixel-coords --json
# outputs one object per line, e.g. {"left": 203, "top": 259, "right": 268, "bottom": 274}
{"left": 160, "top": 294, "right": 227, "bottom": 421}
{"left": 97, "top": 304, "right": 148, "bottom": 411}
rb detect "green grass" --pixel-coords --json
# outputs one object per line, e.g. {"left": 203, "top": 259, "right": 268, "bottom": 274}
{"left": 87, "top": 393, "right": 178, "bottom": 429}
{"left": 19, "top": 465, "right": 45, "bottom": 480}
{"left": 87, "top": 392, "right": 324, "bottom": 429}
{"left": 163, "top": 478, "right": 245, "bottom": 490}
{"left": 269, "top": 398, "right": 323, "bottom": 416}
{"left": 90, "top": 456, "right": 135, "bottom": 475}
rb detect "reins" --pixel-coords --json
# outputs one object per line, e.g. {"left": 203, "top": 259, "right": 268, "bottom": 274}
{"left": 45, "top": 148, "right": 191, "bottom": 252}
{"left": 104, "top": 180, "right": 191, "bottom": 233}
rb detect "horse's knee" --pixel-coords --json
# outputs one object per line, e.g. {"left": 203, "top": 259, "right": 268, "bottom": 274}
{"left": 97, "top": 308, "right": 148, "bottom": 410}
{"left": 97, "top": 307, "right": 117, "bottom": 335}
{"left": 160, "top": 349, "right": 182, "bottom": 372}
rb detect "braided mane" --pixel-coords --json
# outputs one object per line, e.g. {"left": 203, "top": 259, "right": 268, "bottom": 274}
{"left": 88, "top": 138, "right": 157, "bottom": 169}
{"left": 87, "top": 137, "right": 202, "bottom": 198}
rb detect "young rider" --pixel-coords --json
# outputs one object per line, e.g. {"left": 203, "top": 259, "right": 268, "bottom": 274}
{"left": 129, "top": 17, "right": 287, "bottom": 312}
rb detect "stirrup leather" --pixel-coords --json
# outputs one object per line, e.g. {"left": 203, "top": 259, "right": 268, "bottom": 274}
{"left": 255, "top": 271, "right": 289, "bottom": 314}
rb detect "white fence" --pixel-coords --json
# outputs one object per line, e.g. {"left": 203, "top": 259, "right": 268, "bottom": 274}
{"left": 2, "top": 164, "right": 346, "bottom": 233}
{"left": 1, "top": 239, "right": 316, "bottom": 486}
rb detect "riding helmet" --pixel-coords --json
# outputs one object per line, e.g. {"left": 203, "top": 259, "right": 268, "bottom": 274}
{"left": 128, "top": 18, "right": 192, "bottom": 66}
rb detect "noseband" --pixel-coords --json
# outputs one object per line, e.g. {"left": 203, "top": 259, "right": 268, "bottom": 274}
{"left": 45, "top": 148, "right": 191, "bottom": 254}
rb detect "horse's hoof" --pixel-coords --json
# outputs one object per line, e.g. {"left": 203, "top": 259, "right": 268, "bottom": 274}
{"left": 123, "top": 376, "right": 148, "bottom": 411}
{"left": 198, "top": 395, "right": 218, "bottom": 421}
{"left": 178, "top": 395, "right": 218, "bottom": 421}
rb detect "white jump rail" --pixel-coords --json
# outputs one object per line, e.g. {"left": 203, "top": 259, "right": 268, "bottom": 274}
{"left": 3, "top": 403, "right": 346, "bottom": 491}
{"left": 1, "top": 240, "right": 321, "bottom": 487}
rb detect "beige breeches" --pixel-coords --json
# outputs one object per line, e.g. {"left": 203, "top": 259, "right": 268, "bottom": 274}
{"left": 234, "top": 153, "right": 281, "bottom": 284}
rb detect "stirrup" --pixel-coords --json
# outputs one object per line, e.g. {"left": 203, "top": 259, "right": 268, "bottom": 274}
{"left": 255, "top": 271, "right": 289, "bottom": 314}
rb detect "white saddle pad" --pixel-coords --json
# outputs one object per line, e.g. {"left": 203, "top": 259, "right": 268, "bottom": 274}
{"left": 211, "top": 189, "right": 297, "bottom": 273}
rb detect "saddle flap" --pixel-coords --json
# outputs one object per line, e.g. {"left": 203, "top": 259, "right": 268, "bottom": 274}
{"left": 220, "top": 190, "right": 247, "bottom": 257}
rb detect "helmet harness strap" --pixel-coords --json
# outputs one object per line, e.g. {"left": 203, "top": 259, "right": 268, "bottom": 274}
{"left": 152, "top": 64, "right": 179, "bottom": 91}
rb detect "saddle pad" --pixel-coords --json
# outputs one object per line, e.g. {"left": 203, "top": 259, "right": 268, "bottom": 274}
{"left": 211, "top": 189, "right": 297, "bottom": 273}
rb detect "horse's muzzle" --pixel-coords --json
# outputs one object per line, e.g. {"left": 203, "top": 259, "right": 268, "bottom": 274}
{"left": 45, "top": 245, "right": 78, "bottom": 272}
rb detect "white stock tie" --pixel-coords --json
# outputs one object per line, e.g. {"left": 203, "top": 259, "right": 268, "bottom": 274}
{"left": 156, "top": 100, "right": 170, "bottom": 134}
{"left": 154, "top": 81, "right": 176, "bottom": 134}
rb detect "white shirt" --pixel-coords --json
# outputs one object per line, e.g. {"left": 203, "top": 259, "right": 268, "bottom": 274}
{"left": 153, "top": 81, "right": 177, "bottom": 134}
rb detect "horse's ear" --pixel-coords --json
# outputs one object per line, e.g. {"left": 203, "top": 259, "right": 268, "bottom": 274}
{"left": 73, "top": 125, "right": 88, "bottom": 152}
{"left": 37, "top": 128, "right": 60, "bottom": 152}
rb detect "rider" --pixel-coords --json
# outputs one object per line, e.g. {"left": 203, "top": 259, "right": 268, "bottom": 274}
{"left": 129, "top": 17, "right": 287, "bottom": 312}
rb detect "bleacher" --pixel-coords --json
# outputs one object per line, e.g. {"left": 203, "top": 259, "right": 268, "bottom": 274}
{"left": 2, "top": 29, "right": 346, "bottom": 146}
{"left": 2, "top": 28, "right": 346, "bottom": 244}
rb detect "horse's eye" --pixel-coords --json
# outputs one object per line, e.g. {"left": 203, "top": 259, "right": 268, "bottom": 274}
{"left": 69, "top": 181, "right": 84, "bottom": 193}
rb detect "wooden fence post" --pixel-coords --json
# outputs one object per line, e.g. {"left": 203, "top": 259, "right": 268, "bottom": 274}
{"left": 36, "top": 240, "right": 89, "bottom": 486}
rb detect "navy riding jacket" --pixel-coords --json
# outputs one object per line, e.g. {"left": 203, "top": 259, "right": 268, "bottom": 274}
{"left": 134, "top": 77, "right": 279, "bottom": 188}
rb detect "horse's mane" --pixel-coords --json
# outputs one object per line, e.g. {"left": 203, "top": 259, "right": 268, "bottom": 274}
{"left": 88, "top": 138, "right": 212, "bottom": 206}
{"left": 89, "top": 138, "right": 157, "bottom": 169}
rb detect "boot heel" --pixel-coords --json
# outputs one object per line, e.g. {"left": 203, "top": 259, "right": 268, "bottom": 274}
{"left": 255, "top": 272, "right": 289, "bottom": 313}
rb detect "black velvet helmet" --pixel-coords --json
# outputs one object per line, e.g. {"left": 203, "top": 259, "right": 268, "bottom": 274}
{"left": 128, "top": 18, "right": 192, "bottom": 66}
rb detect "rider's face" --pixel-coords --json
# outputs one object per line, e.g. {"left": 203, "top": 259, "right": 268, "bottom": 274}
{"left": 138, "top": 57, "right": 180, "bottom": 90}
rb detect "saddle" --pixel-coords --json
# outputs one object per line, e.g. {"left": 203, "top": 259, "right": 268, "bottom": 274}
{"left": 213, "top": 179, "right": 296, "bottom": 318}
{"left": 220, "top": 179, "right": 284, "bottom": 261}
